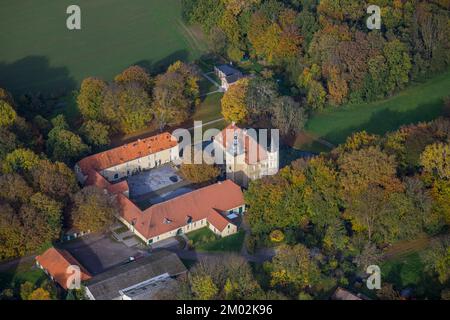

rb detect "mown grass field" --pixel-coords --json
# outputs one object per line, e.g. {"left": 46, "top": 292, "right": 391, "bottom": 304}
{"left": 0, "top": 0, "right": 207, "bottom": 95}
{"left": 297, "top": 70, "right": 450, "bottom": 150}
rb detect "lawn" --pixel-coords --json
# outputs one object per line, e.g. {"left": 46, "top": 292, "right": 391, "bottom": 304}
{"left": 0, "top": 260, "right": 47, "bottom": 293}
{"left": 187, "top": 227, "right": 245, "bottom": 253}
{"left": 0, "top": 0, "right": 207, "bottom": 95}
{"left": 298, "top": 70, "right": 450, "bottom": 150}
{"left": 381, "top": 252, "right": 443, "bottom": 299}
{"left": 193, "top": 92, "right": 224, "bottom": 124}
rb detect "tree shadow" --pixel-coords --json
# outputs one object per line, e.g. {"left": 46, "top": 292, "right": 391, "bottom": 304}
{"left": 0, "top": 56, "right": 76, "bottom": 96}
{"left": 322, "top": 101, "right": 444, "bottom": 144}
{"left": 134, "top": 50, "right": 189, "bottom": 75}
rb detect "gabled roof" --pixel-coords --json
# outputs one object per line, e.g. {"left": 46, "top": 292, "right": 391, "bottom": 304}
{"left": 35, "top": 247, "right": 91, "bottom": 290}
{"left": 216, "top": 64, "right": 241, "bottom": 76}
{"left": 207, "top": 208, "right": 232, "bottom": 232}
{"left": 76, "top": 132, "right": 177, "bottom": 174}
{"left": 332, "top": 287, "right": 363, "bottom": 300}
{"left": 120, "top": 180, "right": 244, "bottom": 239}
{"left": 85, "top": 251, "right": 186, "bottom": 300}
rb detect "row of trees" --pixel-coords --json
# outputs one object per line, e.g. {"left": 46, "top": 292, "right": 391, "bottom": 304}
{"left": 77, "top": 62, "right": 200, "bottom": 136}
{"left": 243, "top": 114, "right": 450, "bottom": 299}
{"left": 0, "top": 91, "right": 116, "bottom": 261}
{"left": 221, "top": 76, "right": 307, "bottom": 134}
{"left": 184, "top": 0, "right": 450, "bottom": 109}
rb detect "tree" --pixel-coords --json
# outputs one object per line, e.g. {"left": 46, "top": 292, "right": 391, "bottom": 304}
{"left": 179, "top": 163, "right": 220, "bottom": 184}
{"left": 306, "top": 80, "right": 326, "bottom": 110}
{"left": 190, "top": 275, "right": 218, "bottom": 300}
{"left": 77, "top": 77, "right": 108, "bottom": 120}
{"left": 271, "top": 96, "right": 307, "bottom": 135}
{"left": 384, "top": 39, "right": 412, "bottom": 93}
{"left": 0, "top": 100, "right": 17, "bottom": 128}
{"left": 80, "top": 120, "right": 110, "bottom": 148}
{"left": 267, "top": 244, "right": 320, "bottom": 293}
{"left": 337, "top": 146, "right": 402, "bottom": 197}
{"left": 29, "top": 192, "right": 63, "bottom": 235}
{"left": 0, "top": 174, "right": 33, "bottom": 205}
{"left": 31, "top": 160, "right": 79, "bottom": 200}
{"left": 221, "top": 78, "right": 249, "bottom": 123}
{"left": 0, "top": 128, "right": 18, "bottom": 161}
{"left": 114, "top": 65, "right": 152, "bottom": 91}
{"left": 102, "top": 83, "right": 153, "bottom": 134}
{"left": 420, "top": 143, "right": 450, "bottom": 180}
{"left": 20, "top": 282, "right": 34, "bottom": 300}
{"left": 153, "top": 61, "right": 200, "bottom": 129}
{"left": 0, "top": 203, "right": 26, "bottom": 260}
{"left": 47, "top": 127, "right": 90, "bottom": 163}
{"left": 70, "top": 186, "right": 118, "bottom": 232}
{"left": 28, "top": 288, "right": 51, "bottom": 300}
{"left": 2, "top": 148, "right": 40, "bottom": 174}
{"left": 422, "top": 235, "right": 450, "bottom": 284}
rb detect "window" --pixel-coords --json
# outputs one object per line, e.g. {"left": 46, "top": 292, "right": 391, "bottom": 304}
{"left": 114, "top": 173, "right": 119, "bottom": 179}
{"left": 148, "top": 239, "right": 153, "bottom": 244}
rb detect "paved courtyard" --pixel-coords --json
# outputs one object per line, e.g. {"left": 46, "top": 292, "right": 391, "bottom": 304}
{"left": 127, "top": 165, "right": 183, "bottom": 199}
{"left": 61, "top": 234, "right": 144, "bottom": 275}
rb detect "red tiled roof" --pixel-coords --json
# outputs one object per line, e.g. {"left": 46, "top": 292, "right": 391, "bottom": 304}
{"left": 217, "top": 123, "right": 268, "bottom": 164}
{"left": 35, "top": 248, "right": 91, "bottom": 290}
{"left": 85, "top": 170, "right": 129, "bottom": 195}
{"left": 77, "top": 132, "right": 177, "bottom": 174}
{"left": 119, "top": 180, "right": 244, "bottom": 239}
{"left": 207, "top": 208, "right": 232, "bottom": 232}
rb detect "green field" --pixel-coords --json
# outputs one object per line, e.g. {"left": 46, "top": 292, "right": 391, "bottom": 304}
{"left": 0, "top": 0, "right": 207, "bottom": 95}
{"left": 300, "top": 71, "right": 450, "bottom": 149}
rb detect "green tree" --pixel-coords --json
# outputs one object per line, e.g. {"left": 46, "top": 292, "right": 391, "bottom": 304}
{"left": 47, "top": 127, "right": 90, "bottom": 163}
{"left": 422, "top": 235, "right": 450, "bottom": 284}
{"left": 80, "top": 120, "right": 110, "bottom": 148}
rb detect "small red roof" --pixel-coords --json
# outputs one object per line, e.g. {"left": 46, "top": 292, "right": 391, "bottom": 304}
{"left": 35, "top": 248, "right": 91, "bottom": 290}
{"left": 207, "top": 209, "right": 232, "bottom": 232}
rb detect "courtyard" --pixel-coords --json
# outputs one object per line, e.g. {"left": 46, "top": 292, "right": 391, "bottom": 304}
{"left": 127, "top": 165, "right": 184, "bottom": 199}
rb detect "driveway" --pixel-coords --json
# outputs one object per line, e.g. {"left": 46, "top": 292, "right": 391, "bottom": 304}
{"left": 60, "top": 233, "right": 143, "bottom": 275}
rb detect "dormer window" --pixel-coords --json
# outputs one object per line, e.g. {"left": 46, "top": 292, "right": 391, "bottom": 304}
{"left": 186, "top": 215, "right": 193, "bottom": 224}
{"left": 163, "top": 218, "right": 172, "bottom": 224}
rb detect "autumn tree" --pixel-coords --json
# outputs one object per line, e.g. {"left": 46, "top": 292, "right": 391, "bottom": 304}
{"left": 152, "top": 61, "right": 200, "bottom": 129}
{"left": 2, "top": 148, "right": 40, "bottom": 174}
{"left": 28, "top": 288, "right": 51, "bottom": 300}
{"left": 70, "top": 186, "right": 118, "bottom": 232}
{"left": 77, "top": 77, "right": 108, "bottom": 121}
{"left": 101, "top": 83, "right": 153, "bottom": 134}
{"left": 221, "top": 78, "right": 250, "bottom": 123}
{"left": 267, "top": 244, "right": 320, "bottom": 294}
{"left": 420, "top": 143, "right": 450, "bottom": 180}
{"left": 179, "top": 163, "right": 220, "bottom": 184}
{"left": 114, "top": 65, "right": 152, "bottom": 92}
{"left": 31, "top": 160, "right": 79, "bottom": 200}
{"left": 80, "top": 120, "right": 110, "bottom": 148}
{"left": 0, "top": 100, "right": 17, "bottom": 128}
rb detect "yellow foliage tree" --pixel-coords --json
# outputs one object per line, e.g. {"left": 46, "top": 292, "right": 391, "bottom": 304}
{"left": 221, "top": 78, "right": 249, "bottom": 123}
